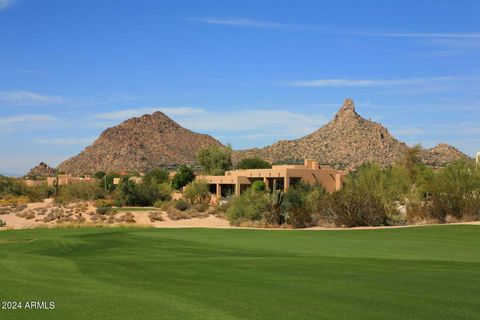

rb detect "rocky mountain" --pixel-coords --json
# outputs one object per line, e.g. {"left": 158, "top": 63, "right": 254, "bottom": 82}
{"left": 234, "top": 99, "right": 468, "bottom": 169}
{"left": 26, "top": 162, "right": 57, "bottom": 178}
{"left": 420, "top": 143, "right": 468, "bottom": 167}
{"left": 57, "top": 111, "right": 223, "bottom": 174}
{"left": 57, "top": 100, "right": 468, "bottom": 174}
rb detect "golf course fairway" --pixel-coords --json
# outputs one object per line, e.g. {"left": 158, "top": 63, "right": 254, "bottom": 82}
{"left": 0, "top": 226, "right": 479, "bottom": 320}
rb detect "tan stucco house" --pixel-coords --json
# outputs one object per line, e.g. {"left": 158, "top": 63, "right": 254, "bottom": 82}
{"left": 198, "top": 159, "right": 346, "bottom": 201}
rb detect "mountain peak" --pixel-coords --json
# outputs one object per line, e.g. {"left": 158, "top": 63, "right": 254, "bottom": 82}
{"left": 57, "top": 111, "right": 222, "bottom": 174}
{"left": 334, "top": 98, "right": 358, "bottom": 120}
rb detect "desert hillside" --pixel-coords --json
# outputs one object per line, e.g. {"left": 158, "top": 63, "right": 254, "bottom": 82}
{"left": 234, "top": 99, "right": 468, "bottom": 169}
{"left": 57, "top": 100, "right": 468, "bottom": 174}
{"left": 57, "top": 111, "right": 223, "bottom": 174}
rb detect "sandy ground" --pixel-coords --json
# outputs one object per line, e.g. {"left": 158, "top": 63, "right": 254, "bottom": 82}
{"left": 0, "top": 199, "right": 231, "bottom": 230}
{"left": 0, "top": 199, "right": 479, "bottom": 231}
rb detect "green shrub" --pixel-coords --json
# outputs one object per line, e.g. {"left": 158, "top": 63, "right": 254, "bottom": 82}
{"left": 0, "top": 176, "right": 28, "bottom": 198}
{"left": 116, "top": 179, "right": 171, "bottom": 207}
{"left": 226, "top": 189, "right": 270, "bottom": 225}
{"left": 143, "top": 169, "right": 169, "bottom": 185}
{"left": 96, "top": 205, "right": 116, "bottom": 215}
{"left": 263, "top": 190, "right": 284, "bottom": 225}
{"left": 324, "top": 190, "right": 387, "bottom": 227}
{"left": 0, "top": 219, "right": 6, "bottom": 227}
{"left": 174, "top": 199, "right": 189, "bottom": 211}
{"left": 56, "top": 182, "right": 104, "bottom": 203}
{"left": 197, "top": 145, "right": 233, "bottom": 175}
{"left": 281, "top": 185, "right": 316, "bottom": 228}
{"left": 94, "top": 199, "right": 114, "bottom": 208}
{"left": 183, "top": 180, "right": 210, "bottom": 204}
{"left": 406, "top": 201, "right": 431, "bottom": 223}
{"left": 236, "top": 157, "right": 272, "bottom": 169}
{"left": 99, "top": 173, "right": 121, "bottom": 192}
{"left": 94, "top": 171, "right": 106, "bottom": 179}
{"left": 26, "top": 184, "right": 55, "bottom": 202}
{"left": 251, "top": 181, "right": 266, "bottom": 192}
{"left": 409, "top": 160, "right": 480, "bottom": 223}
{"left": 171, "top": 165, "right": 195, "bottom": 190}
{"left": 426, "top": 160, "right": 480, "bottom": 222}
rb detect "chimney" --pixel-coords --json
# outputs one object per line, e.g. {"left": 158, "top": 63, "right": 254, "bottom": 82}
{"left": 304, "top": 159, "right": 318, "bottom": 169}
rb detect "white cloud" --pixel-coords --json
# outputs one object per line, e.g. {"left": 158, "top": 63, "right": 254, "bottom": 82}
{"left": 0, "top": 0, "right": 16, "bottom": 10}
{"left": 361, "top": 31, "right": 480, "bottom": 39}
{"left": 181, "top": 109, "right": 326, "bottom": 135}
{"left": 285, "top": 76, "right": 467, "bottom": 88}
{"left": 188, "top": 17, "right": 287, "bottom": 29}
{"left": 95, "top": 107, "right": 204, "bottom": 120}
{"left": 0, "top": 90, "right": 64, "bottom": 105}
{"left": 0, "top": 114, "right": 56, "bottom": 125}
{"left": 33, "top": 137, "right": 94, "bottom": 146}
{"left": 93, "top": 106, "right": 327, "bottom": 144}
{"left": 190, "top": 16, "right": 480, "bottom": 39}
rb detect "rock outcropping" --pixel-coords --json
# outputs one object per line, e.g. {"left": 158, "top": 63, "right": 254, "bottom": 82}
{"left": 57, "top": 112, "right": 223, "bottom": 174}
{"left": 234, "top": 99, "right": 467, "bottom": 169}
{"left": 421, "top": 143, "right": 468, "bottom": 167}
{"left": 26, "top": 162, "right": 57, "bottom": 178}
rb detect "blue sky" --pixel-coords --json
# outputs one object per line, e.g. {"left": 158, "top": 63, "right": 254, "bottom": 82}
{"left": 0, "top": 0, "right": 479, "bottom": 175}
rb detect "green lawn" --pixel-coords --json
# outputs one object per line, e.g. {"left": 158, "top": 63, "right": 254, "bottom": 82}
{"left": 0, "top": 226, "right": 479, "bottom": 320}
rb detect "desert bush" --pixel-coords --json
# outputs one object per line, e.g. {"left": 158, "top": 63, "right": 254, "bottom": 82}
{"left": 25, "top": 211, "right": 36, "bottom": 220}
{"left": 0, "top": 176, "right": 28, "bottom": 197}
{"left": 324, "top": 190, "right": 387, "bottom": 227}
{"left": 116, "top": 179, "right": 171, "bottom": 207}
{"left": 26, "top": 184, "right": 55, "bottom": 202}
{"left": 171, "top": 165, "right": 195, "bottom": 190}
{"left": 148, "top": 211, "right": 164, "bottom": 222}
{"left": 197, "top": 145, "right": 233, "bottom": 175}
{"left": 96, "top": 205, "right": 116, "bottom": 215}
{"left": 461, "top": 197, "right": 480, "bottom": 221}
{"left": 174, "top": 199, "right": 189, "bottom": 211}
{"left": 406, "top": 201, "right": 433, "bottom": 224}
{"left": 43, "top": 213, "right": 57, "bottom": 223}
{"left": 226, "top": 189, "right": 270, "bottom": 225}
{"left": 185, "top": 208, "right": 209, "bottom": 219}
{"left": 183, "top": 180, "right": 210, "bottom": 205}
{"left": 216, "top": 200, "right": 230, "bottom": 213}
{"left": 192, "top": 202, "right": 209, "bottom": 213}
{"left": 143, "top": 169, "right": 169, "bottom": 185}
{"left": 98, "top": 173, "right": 121, "bottom": 192}
{"left": 116, "top": 212, "right": 135, "bottom": 223}
{"left": 94, "top": 199, "right": 114, "bottom": 208}
{"left": 262, "top": 190, "right": 283, "bottom": 225}
{"left": 167, "top": 208, "right": 188, "bottom": 220}
{"left": 413, "top": 160, "right": 480, "bottom": 223}
{"left": 153, "top": 200, "right": 164, "bottom": 208}
{"left": 251, "top": 181, "right": 266, "bottom": 192}
{"left": 0, "top": 195, "right": 30, "bottom": 206}
{"left": 14, "top": 204, "right": 28, "bottom": 212}
{"left": 281, "top": 184, "right": 315, "bottom": 228}
{"left": 0, "top": 219, "right": 6, "bottom": 227}
{"left": 94, "top": 171, "right": 106, "bottom": 179}
{"left": 56, "top": 182, "right": 104, "bottom": 203}
{"left": 236, "top": 157, "right": 272, "bottom": 169}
